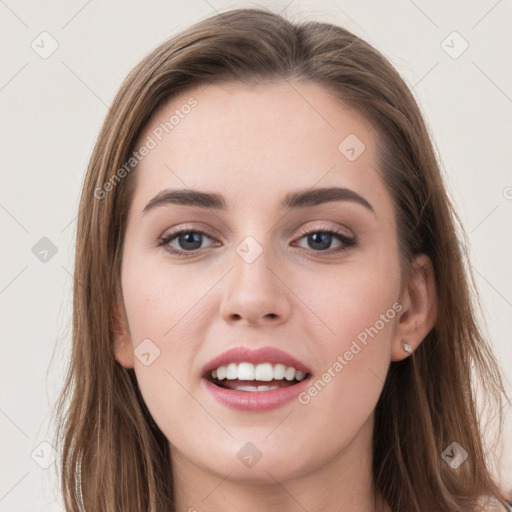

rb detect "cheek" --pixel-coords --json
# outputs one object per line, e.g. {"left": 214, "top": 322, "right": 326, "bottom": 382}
{"left": 120, "top": 272, "right": 212, "bottom": 441}
{"left": 121, "top": 244, "right": 214, "bottom": 344}
{"left": 295, "top": 251, "right": 401, "bottom": 348}
{"left": 292, "top": 253, "right": 401, "bottom": 415}
{"left": 119, "top": 253, "right": 211, "bottom": 415}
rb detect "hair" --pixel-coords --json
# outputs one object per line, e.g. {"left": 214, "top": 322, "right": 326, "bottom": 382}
{"left": 52, "top": 7, "right": 511, "bottom": 512}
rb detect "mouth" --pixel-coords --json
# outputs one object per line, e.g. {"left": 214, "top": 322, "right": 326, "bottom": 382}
{"left": 205, "top": 362, "right": 310, "bottom": 392}
{"left": 201, "top": 346, "right": 313, "bottom": 411}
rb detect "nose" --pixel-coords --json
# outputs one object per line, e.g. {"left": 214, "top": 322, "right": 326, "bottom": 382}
{"left": 219, "top": 239, "right": 291, "bottom": 328}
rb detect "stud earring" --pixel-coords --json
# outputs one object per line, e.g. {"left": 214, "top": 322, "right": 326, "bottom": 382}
{"left": 403, "top": 342, "right": 413, "bottom": 354}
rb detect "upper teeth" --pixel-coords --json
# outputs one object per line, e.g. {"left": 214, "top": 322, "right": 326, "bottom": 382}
{"left": 212, "top": 362, "right": 306, "bottom": 382}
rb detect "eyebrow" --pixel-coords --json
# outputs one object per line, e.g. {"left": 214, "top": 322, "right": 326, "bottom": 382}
{"left": 142, "top": 186, "right": 375, "bottom": 214}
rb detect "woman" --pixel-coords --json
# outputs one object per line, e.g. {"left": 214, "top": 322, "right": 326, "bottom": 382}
{"left": 53, "top": 8, "right": 512, "bottom": 511}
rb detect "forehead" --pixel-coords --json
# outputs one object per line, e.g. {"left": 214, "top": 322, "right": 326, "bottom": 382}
{"left": 129, "top": 81, "right": 389, "bottom": 215}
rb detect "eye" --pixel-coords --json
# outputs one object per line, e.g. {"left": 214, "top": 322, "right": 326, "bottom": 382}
{"left": 293, "top": 227, "right": 356, "bottom": 254}
{"left": 157, "top": 228, "right": 218, "bottom": 256}
{"left": 157, "top": 225, "right": 356, "bottom": 257}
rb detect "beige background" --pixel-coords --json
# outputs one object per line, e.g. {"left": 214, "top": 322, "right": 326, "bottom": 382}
{"left": 0, "top": 0, "right": 511, "bottom": 509}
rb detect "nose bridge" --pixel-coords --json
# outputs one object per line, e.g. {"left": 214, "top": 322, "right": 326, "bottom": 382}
{"left": 220, "top": 234, "right": 290, "bottom": 325}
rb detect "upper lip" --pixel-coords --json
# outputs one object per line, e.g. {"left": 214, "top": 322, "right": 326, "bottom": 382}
{"left": 202, "top": 346, "right": 312, "bottom": 378}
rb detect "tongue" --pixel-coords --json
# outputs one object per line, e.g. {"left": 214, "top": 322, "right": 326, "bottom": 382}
{"left": 220, "top": 379, "right": 295, "bottom": 390}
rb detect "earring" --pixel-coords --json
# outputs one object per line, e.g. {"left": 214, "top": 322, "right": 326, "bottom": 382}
{"left": 403, "top": 342, "right": 413, "bottom": 354}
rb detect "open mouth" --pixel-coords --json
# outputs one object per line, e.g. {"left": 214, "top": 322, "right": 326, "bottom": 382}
{"left": 204, "top": 362, "right": 311, "bottom": 392}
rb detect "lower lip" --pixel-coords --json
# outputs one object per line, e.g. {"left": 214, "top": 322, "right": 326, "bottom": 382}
{"left": 202, "top": 377, "right": 311, "bottom": 411}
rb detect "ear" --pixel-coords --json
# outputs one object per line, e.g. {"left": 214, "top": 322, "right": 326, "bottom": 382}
{"left": 112, "top": 301, "right": 134, "bottom": 369}
{"left": 391, "top": 254, "right": 437, "bottom": 361}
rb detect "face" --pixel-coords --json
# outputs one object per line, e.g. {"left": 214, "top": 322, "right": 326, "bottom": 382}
{"left": 114, "top": 81, "right": 425, "bottom": 486}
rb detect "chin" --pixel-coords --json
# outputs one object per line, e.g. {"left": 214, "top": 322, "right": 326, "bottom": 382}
{"left": 187, "top": 437, "right": 318, "bottom": 484}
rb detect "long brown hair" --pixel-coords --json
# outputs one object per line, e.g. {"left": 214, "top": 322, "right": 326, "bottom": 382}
{"left": 52, "top": 8, "right": 511, "bottom": 511}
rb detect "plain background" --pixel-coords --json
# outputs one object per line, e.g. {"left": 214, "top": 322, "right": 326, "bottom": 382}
{"left": 1, "top": 0, "right": 511, "bottom": 509}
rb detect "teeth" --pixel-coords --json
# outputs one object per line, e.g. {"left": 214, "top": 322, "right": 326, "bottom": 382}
{"left": 237, "top": 362, "right": 255, "bottom": 380}
{"left": 274, "top": 363, "right": 286, "bottom": 379}
{"left": 236, "top": 385, "right": 280, "bottom": 392}
{"left": 254, "top": 363, "right": 274, "bottom": 381}
{"left": 295, "top": 370, "right": 306, "bottom": 380}
{"left": 284, "top": 367, "right": 296, "bottom": 381}
{"left": 210, "top": 362, "right": 308, "bottom": 382}
{"left": 256, "top": 385, "right": 275, "bottom": 391}
{"left": 226, "top": 363, "right": 237, "bottom": 380}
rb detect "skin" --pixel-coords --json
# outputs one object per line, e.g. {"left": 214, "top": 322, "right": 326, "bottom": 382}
{"left": 113, "top": 81, "right": 437, "bottom": 512}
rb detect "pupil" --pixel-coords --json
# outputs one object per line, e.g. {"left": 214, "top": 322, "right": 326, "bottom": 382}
{"left": 309, "top": 232, "right": 331, "bottom": 250}
{"left": 179, "top": 232, "right": 202, "bottom": 250}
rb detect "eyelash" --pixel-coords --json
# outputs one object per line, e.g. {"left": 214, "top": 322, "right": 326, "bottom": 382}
{"left": 157, "top": 226, "right": 356, "bottom": 257}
